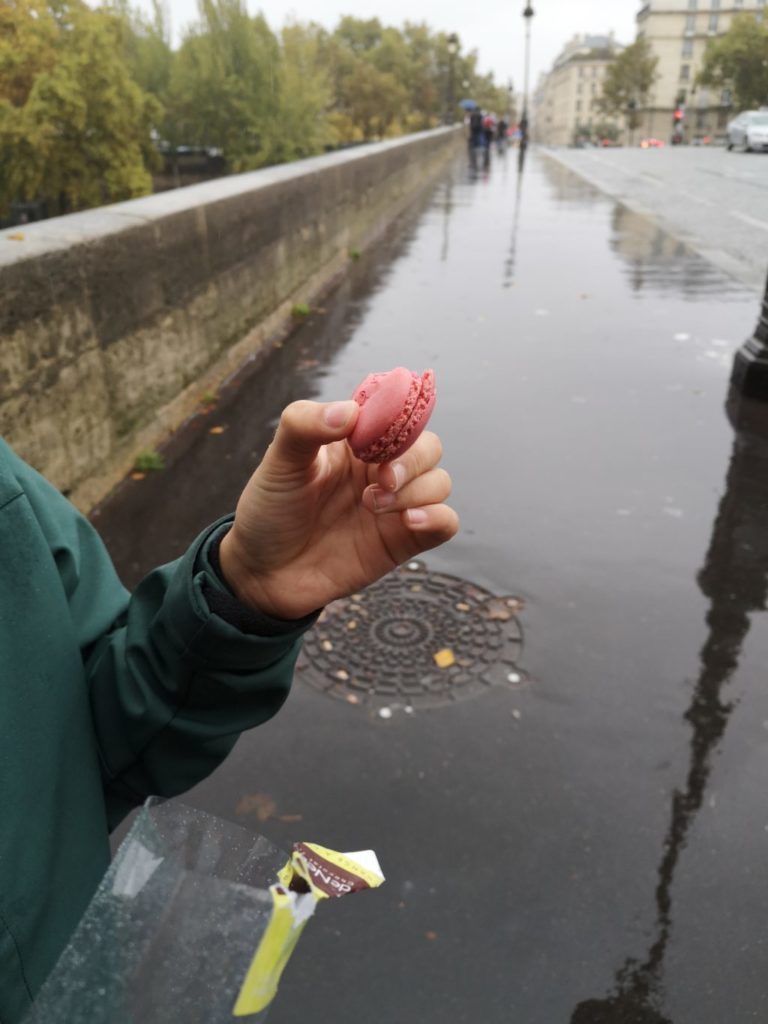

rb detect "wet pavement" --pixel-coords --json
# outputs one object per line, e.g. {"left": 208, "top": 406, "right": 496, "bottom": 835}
{"left": 94, "top": 148, "right": 768, "bottom": 1023}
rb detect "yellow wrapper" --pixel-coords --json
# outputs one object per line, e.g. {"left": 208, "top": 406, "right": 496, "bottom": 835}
{"left": 232, "top": 842, "right": 384, "bottom": 1017}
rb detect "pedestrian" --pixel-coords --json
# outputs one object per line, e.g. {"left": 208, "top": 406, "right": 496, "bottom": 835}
{"left": 497, "top": 117, "right": 508, "bottom": 154}
{"left": 468, "top": 107, "right": 485, "bottom": 168}
{"left": 0, "top": 398, "right": 457, "bottom": 1024}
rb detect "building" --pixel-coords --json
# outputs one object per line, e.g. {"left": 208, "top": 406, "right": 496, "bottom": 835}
{"left": 636, "top": 0, "right": 767, "bottom": 142}
{"left": 531, "top": 34, "right": 625, "bottom": 146}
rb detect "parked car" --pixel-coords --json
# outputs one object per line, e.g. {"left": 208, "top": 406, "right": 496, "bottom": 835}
{"left": 639, "top": 138, "right": 665, "bottom": 148}
{"left": 726, "top": 110, "right": 768, "bottom": 152}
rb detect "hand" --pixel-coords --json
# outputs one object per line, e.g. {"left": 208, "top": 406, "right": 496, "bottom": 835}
{"left": 218, "top": 399, "right": 459, "bottom": 620}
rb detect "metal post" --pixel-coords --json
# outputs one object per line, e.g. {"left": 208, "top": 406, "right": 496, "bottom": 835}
{"left": 446, "top": 34, "right": 459, "bottom": 126}
{"left": 521, "top": 4, "right": 535, "bottom": 152}
{"left": 731, "top": 269, "right": 768, "bottom": 400}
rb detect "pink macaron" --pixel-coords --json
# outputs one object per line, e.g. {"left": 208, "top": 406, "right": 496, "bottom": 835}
{"left": 347, "top": 367, "right": 436, "bottom": 463}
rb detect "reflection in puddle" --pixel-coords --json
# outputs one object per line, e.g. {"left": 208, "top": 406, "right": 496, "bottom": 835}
{"left": 609, "top": 207, "right": 744, "bottom": 301}
{"left": 570, "top": 391, "right": 768, "bottom": 1023}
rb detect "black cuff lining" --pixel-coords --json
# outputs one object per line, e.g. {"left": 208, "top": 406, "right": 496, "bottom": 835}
{"left": 202, "top": 528, "right": 318, "bottom": 637}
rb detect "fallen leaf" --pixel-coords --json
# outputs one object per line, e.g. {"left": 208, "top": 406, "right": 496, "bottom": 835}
{"left": 236, "top": 793, "right": 276, "bottom": 822}
{"left": 321, "top": 639, "right": 333, "bottom": 652}
{"left": 433, "top": 648, "right": 455, "bottom": 669}
{"left": 455, "top": 602, "right": 471, "bottom": 612}
{"left": 335, "top": 669, "right": 349, "bottom": 681}
{"left": 130, "top": 472, "right": 146, "bottom": 481}
{"left": 278, "top": 814, "right": 303, "bottom": 823}
{"left": 346, "top": 620, "right": 358, "bottom": 630}
{"left": 425, "top": 931, "right": 438, "bottom": 941}
{"left": 209, "top": 425, "right": 226, "bottom": 434}
{"left": 346, "top": 693, "right": 360, "bottom": 704}
{"left": 7, "top": 232, "right": 25, "bottom": 241}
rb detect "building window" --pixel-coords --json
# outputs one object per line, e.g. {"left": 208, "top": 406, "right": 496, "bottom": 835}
{"left": 576, "top": 100, "right": 582, "bottom": 112}
{"left": 711, "top": 0, "right": 719, "bottom": 8}
{"left": 678, "top": 89, "right": 687, "bottom": 103}
{"left": 680, "top": 64, "right": 690, "bottom": 80}
{"left": 577, "top": 82, "right": 582, "bottom": 93}
{"left": 688, "top": 0, "right": 697, "bottom": 7}
{"left": 709, "top": 13, "right": 719, "bottom": 30}
{"left": 682, "top": 37, "right": 694, "bottom": 56}
{"left": 685, "top": 13, "right": 696, "bottom": 31}
{"left": 578, "top": 67, "right": 584, "bottom": 78}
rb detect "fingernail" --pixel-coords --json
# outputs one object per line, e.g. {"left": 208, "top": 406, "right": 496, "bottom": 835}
{"left": 371, "top": 488, "right": 396, "bottom": 512}
{"left": 324, "top": 401, "right": 356, "bottom": 428}
{"left": 405, "top": 508, "right": 428, "bottom": 526}
{"left": 391, "top": 462, "right": 406, "bottom": 491}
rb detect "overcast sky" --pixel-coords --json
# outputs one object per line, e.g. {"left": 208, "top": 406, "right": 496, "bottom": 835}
{"left": 142, "top": 0, "right": 640, "bottom": 93}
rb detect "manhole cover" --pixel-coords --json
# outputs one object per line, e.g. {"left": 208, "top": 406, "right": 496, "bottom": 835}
{"left": 298, "top": 560, "right": 526, "bottom": 710}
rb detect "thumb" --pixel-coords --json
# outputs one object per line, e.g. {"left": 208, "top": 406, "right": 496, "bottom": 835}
{"left": 262, "top": 399, "right": 359, "bottom": 474}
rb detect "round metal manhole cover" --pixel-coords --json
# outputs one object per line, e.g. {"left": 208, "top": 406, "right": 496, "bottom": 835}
{"left": 298, "top": 560, "right": 527, "bottom": 710}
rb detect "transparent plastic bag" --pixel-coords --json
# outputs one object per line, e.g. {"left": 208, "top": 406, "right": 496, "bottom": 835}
{"left": 25, "top": 799, "right": 382, "bottom": 1022}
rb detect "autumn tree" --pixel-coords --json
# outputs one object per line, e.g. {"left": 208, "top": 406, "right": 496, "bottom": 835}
{"left": 697, "top": 13, "right": 768, "bottom": 112}
{"left": 0, "top": 1, "right": 159, "bottom": 214}
{"left": 597, "top": 38, "right": 658, "bottom": 131}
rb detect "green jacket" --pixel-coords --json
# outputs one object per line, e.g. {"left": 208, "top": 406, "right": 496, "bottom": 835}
{"left": 0, "top": 440, "right": 310, "bottom": 1024}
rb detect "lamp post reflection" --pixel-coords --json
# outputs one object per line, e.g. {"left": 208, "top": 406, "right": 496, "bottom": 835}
{"left": 570, "top": 392, "right": 768, "bottom": 1023}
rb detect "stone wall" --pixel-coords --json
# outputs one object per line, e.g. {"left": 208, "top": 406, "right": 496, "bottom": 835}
{"left": 0, "top": 128, "right": 461, "bottom": 509}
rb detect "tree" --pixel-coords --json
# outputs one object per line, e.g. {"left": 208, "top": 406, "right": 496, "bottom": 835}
{"left": 274, "top": 22, "right": 337, "bottom": 161}
{"left": 697, "top": 14, "right": 768, "bottom": 112}
{"left": 0, "top": 1, "right": 160, "bottom": 215}
{"left": 168, "top": 0, "right": 281, "bottom": 170}
{"left": 597, "top": 39, "right": 658, "bottom": 131}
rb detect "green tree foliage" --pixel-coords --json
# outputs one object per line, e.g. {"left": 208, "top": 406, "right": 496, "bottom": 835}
{"left": 168, "top": 0, "right": 281, "bottom": 169}
{"left": 1, "top": 1, "right": 512, "bottom": 214}
{"left": 697, "top": 14, "right": 768, "bottom": 112}
{"left": 597, "top": 38, "right": 659, "bottom": 131}
{"left": 0, "top": 0, "right": 160, "bottom": 214}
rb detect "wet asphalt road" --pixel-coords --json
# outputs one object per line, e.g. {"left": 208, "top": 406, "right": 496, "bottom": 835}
{"left": 94, "top": 148, "right": 768, "bottom": 1023}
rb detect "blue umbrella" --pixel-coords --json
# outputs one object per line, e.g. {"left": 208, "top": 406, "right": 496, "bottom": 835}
{"left": 459, "top": 99, "right": 478, "bottom": 111}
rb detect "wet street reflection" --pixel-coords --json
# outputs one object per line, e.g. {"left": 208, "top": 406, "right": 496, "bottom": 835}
{"left": 95, "top": 151, "right": 767, "bottom": 1023}
{"left": 571, "top": 390, "right": 768, "bottom": 1021}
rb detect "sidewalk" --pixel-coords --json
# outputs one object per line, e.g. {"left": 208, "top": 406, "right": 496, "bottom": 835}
{"left": 96, "top": 148, "right": 768, "bottom": 1024}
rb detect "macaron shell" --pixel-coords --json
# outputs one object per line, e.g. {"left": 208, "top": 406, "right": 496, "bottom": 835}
{"left": 348, "top": 367, "right": 435, "bottom": 463}
{"left": 349, "top": 367, "right": 416, "bottom": 454}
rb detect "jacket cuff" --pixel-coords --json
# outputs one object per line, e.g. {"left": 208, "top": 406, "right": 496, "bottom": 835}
{"left": 163, "top": 517, "right": 318, "bottom": 673}
{"left": 197, "top": 520, "right": 319, "bottom": 637}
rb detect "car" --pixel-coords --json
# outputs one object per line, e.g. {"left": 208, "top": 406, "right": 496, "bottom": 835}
{"left": 726, "top": 110, "right": 768, "bottom": 152}
{"left": 639, "top": 137, "right": 665, "bottom": 148}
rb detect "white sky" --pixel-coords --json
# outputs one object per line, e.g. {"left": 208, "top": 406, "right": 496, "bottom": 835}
{"left": 142, "top": 0, "right": 640, "bottom": 93}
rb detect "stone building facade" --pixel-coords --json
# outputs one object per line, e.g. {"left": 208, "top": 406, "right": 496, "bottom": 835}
{"left": 636, "top": 0, "right": 767, "bottom": 142}
{"left": 531, "top": 34, "right": 625, "bottom": 146}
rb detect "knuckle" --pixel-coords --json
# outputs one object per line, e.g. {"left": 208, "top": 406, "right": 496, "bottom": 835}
{"left": 280, "top": 400, "right": 312, "bottom": 432}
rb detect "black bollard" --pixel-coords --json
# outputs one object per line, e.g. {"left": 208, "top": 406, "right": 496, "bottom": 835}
{"left": 730, "top": 267, "right": 768, "bottom": 399}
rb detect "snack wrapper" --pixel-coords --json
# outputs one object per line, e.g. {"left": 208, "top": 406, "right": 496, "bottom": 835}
{"left": 24, "top": 799, "right": 384, "bottom": 1022}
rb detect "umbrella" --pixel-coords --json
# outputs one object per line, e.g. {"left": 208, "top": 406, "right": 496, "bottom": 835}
{"left": 459, "top": 99, "right": 478, "bottom": 110}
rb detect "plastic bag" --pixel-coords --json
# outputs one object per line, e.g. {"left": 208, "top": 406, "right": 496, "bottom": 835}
{"left": 25, "top": 799, "right": 383, "bottom": 1022}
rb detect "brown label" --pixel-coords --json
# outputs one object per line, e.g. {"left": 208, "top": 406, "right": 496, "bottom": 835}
{"left": 293, "top": 842, "right": 371, "bottom": 898}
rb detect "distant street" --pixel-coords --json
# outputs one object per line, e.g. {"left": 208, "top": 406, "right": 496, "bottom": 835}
{"left": 543, "top": 145, "right": 768, "bottom": 293}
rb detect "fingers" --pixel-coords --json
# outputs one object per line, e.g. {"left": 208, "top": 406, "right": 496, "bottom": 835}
{"left": 262, "top": 399, "right": 359, "bottom": 476}
{"left": 401, "top": 504, "right": 460, "bottom": 547}
{"left": 377, "top": 431, "right": 443, "bottom": 493}
{"left": 363, "top": 467, "right": 452, "bottom": 515}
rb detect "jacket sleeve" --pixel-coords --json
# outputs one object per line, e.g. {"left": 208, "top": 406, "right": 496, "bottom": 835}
{"left": 9, "top": 446, "right": 312, "bottom": 830}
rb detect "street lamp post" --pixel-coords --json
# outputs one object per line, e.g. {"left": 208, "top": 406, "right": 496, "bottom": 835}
{"left": 446, "top": 33, "right": 459, "bottom": 126}
{"left": 520, "top": 4, "right": 535, "bottom": 151}
{"left": 731, "top": 271, "right": 768, "bottom": 400}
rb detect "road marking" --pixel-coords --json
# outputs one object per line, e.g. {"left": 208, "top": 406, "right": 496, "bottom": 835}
{"left": 688, "top": 195, "right": 715, "bottom": 207}
{"left": 730, "top": 210, "right": 768, "bottom": 232}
